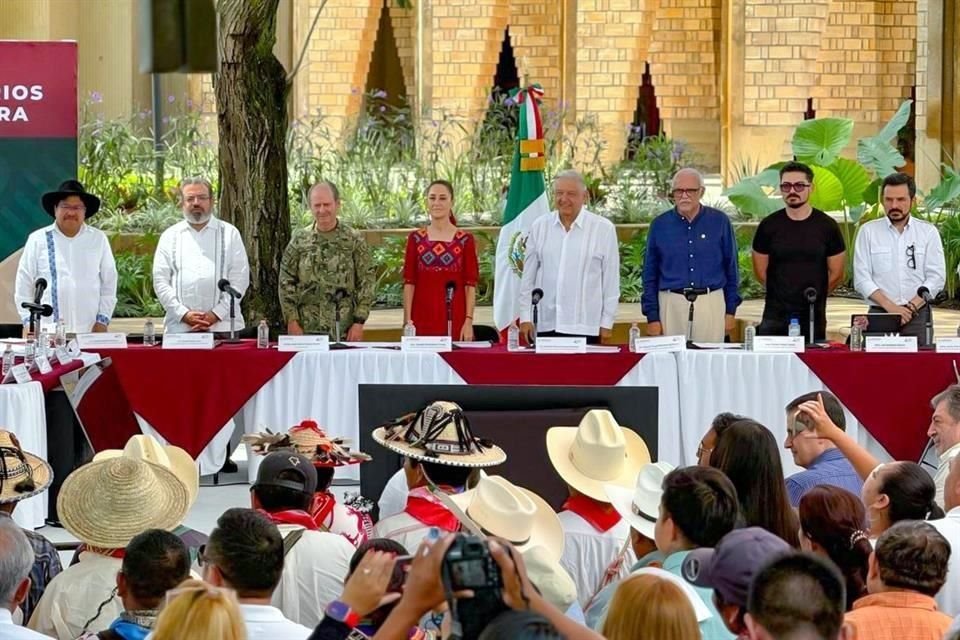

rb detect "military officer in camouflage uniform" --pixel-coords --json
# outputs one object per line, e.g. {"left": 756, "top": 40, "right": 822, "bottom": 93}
{"left": 279, "top": 181, "right": 375, "bottom": 340}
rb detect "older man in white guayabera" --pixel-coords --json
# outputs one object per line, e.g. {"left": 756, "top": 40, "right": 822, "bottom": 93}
{"left": 929, "top": 385, "right": 960, "bottom": 508}
{"left": 518, "top": 170, "right": 620, "bottom": 344}
{"left": 0, "top": 518, "right": 52, "bottom": 639}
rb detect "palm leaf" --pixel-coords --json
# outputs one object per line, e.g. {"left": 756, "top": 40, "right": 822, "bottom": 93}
{"left": 724, "top": 179, "right": 783, "bottom": 218}
{"left": 825, "top": 157, "right": 872, "bottom": 207}
{"left": 809, "top": 165, "right": 845, "bottom": 212}
{"left": 792, "top": 118, "right": 854, "bottom": 167}
{"left": 876, "top": 99, "right": 913, "bottom": 143}
{"left": 925, "top": 165, "right": 960, "bottom": 212}
{"left": 857, "top": 100, "right": 912, "bottom": 177}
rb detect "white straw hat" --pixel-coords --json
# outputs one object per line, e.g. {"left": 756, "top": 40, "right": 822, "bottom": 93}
{"left": 449, "top": 475, "right": 564, "bottom": 560}
{"left": 605, "top": 461, "right": 675, "bottom": 540}
{"left": 522, "top": 545, "right": 577, "bottom": 612}
{"left": 94, "top": 434, "right": 199, "bottom": 507}
{"left": 546, "top": 410, "right": 651, "bottom": 502}
{"left": 0, "top": 430, "right": 52, "bottom": 505}
{"left": 57, "top": 456, "right": 190, "bottom": 549}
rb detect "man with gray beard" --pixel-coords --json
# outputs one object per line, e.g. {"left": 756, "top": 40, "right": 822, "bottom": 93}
{"left": 152, "top": 177, "right": 250, "bottom": 335}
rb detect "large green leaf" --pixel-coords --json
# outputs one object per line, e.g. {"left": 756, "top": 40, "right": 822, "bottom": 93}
{"left": 862, "top": 177, "right": 884, "bottom": 206}
{"left": 809, "top": 165, "right": 845, "bottom": 212}
{"left": 792, "top": 118, "right": 854, "bottom": 167}
{"left": 876, "top": 99, "right": 913, "bottom": 143}
{"left": 925, "top": 165, "right": 960, "bottom": 212}
{"left": 724, "top": 179, "right": 783, "bottom": 218}
{"left": 857, "top": 137, "right": 906, "bottom": 178}
{"left": 825, "top": 157, "right": 872, "bottom": 207}
{"left": 756, "top": 166, "right": 783, "bottom": 188}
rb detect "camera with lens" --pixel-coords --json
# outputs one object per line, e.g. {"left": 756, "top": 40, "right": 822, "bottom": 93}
{"left": 441, "top": 533, "right": 508, "bottom": 640}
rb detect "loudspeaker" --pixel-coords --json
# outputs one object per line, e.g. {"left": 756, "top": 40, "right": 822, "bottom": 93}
{"left": 139, "top": 0, "right": 218, "bottom": 73}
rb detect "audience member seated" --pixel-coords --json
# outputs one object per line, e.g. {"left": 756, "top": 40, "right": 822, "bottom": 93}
{"left": 784, "top": 391, "right": 863, "bottom": 506}
{"left": 930, "top": 385, "right": 960, "bottom": 508}
{"left": 601, "top": 573, "right": 701, "bottom": 640}
{"left": 843, "top": 521, "right": 952, "bottom": 639}
{"left": 90, "top": 434, "right": 207, "bottom": 563}
{"left": 928, "top": 454, "right": 960, "bottom": 616}
{"left": 77, "top": 529, "right": 190, "bottom": 640}
{"left": 0, "top": 517, "right": 53, "bottom": 639}
{"left": 0, "top": 430, "right": 61, "bottom": 624}
{"left": 682, "top": 527, "right": 791, "bottom": 637}
{"left": 709, "top": 419, "right": 799, "bottom": 547}
{"left": 151, "top": 579, "right": 245, "bottom": 640}
{"left": 29, "top": 457, "right": 190, "bottom": 638}
{"left": 585, "top": 461, "right": 672, "bottom": 628}
{"left": 745, "top": 553, "right": 848, "bottom": 640}
{"left": 798, "top": 485, "right": 872, "bottom": 610}
{"left": 201, "top": 507, "right": 313, "bottom": 638}
{"left": 249, "top": 452, "right": 354, "bottom": 627}
{"left": 861, "top": 461, "right": 944, "bottom": 537}
{"left": 696, "top": 413, "right": 745, "bottom": 466}
{"left": 373, "top": 402, "right": 503, "bottom": 549}
{"left": 653, "top": 466, "right": 740, "bottom": 639}
{"left": 546, "top": 410, "right": 648, "bottom": 609}
{"left": 244, "top": 420, "right": 374, "bottom": 546}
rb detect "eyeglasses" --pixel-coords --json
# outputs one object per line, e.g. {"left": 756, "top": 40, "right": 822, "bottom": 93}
{"left": 906, "top": 244, "right": 916, "bottom": 270}
{"left": 672, "top": 188, "right": 700, "bottom": 199}
{"left": 57, "top": 204, "right": 86, "bottom": 213}
{"left": 780, "top": 182, "right": 811, "bottom": 193}
{"left": 184, "top": 195, "right": 211, "bottom": 203}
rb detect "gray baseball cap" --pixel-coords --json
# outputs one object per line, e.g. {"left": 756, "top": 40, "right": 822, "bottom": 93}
{"left": 253, "top": 451, "right": 318, "bottom": 495}
{"left": 681, "top": 527, "right": 791, "bottom": 606}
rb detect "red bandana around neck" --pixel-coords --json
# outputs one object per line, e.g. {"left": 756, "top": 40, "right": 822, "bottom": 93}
{"left": 309, "top": 491, "right": 337, "bottom": 525}
{"left": 77, "top": 544, "right": 126, "bottom": 559}
{"left": 404, "top": 486, "right": 462, "bottom": 532}
{"left": 260, "top": 509, "right": 319, "bottom": 531}
{"left": 562, "top": 494, "right": 622, "bottom": 533}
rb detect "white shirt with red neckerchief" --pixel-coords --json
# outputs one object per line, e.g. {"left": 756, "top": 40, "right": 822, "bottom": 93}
{"left": 374, "top": 486, "right": 461, "bottom": 552}
{"left": 319, "top": 501, "right": 373, "bottom": 548}
{"left": 557, "top": 509, "right": 635, "bottom": 610}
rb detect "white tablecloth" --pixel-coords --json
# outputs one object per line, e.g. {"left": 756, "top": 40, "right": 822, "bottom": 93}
{"left": 0, "top": 381, "right": 48, "bottom": 529}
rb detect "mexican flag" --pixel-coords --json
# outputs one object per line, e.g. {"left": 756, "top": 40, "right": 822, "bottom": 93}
{"left": 493, "top": 86, "right": 550, "bottom": 331}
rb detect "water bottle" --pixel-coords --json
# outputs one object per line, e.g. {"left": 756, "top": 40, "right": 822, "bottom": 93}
{"left": 507, "top": 322, "right": 520, "bottom": 351}
{"left": 850, "top": 324, "right": 863, "bottom": 352}
{"left": 403, "top": 323, "right": 416, "bottom": 338}
{"left": 24, "top": 339, "right": 35, "bottom": 368}
{"left": 54, "top": 320, "right": 67, "bottom": 349}
{"left": 37, "top": 329, "right": 49, "bottom": 359}
{"left": 257, "top": 320, "right": 270, "bottom": 349}
{"left": 143, "top": 319, "right": 156, "bottom": 346}
{"left": 2, "top": 345, "right": 13, "bottom": 376}
{"left": 744, "top": 323, "right": 756, "bottom": 351}
{"left": 788, "top": 318, "right": 801, "bottom": 337}
{"left": 628, "top": 323, "right": 641, "bottom": 352}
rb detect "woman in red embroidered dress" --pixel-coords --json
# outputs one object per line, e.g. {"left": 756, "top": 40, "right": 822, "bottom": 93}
{"left": 402, "top": 180, "right": 479, "bottom": 340}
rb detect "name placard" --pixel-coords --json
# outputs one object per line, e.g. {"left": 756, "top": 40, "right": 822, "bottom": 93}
{"left": 10, "top": 364, "right": 32, "bottom": 384}
{"left": 76, "top": 333, "right": 128, "bottom": 349}
{"left": 753, "top": 336, "right": 806, "bottom": 353}
{"left": 278, "top": 335, "right": 330, "bottom": 352}
{"left": 34, "top": 355, "right": 52, "bottom": 374}
{"left": 865, "top": 336, "right": 918, "bottom": 353}
{"left": 936, "top": 337, "right": 960, "bottom": 353}
{"left": 401, "top": 336, "right": 452, "bottom": 353}
{"left": 633, "top": 335, "right": 687, "bottom": 353}
{"left": 535, "top": 337, "right": 587, "bottom": 354}
{"left": 54, "top": 346, "right": 72, "bottom": 364}
{"left": 162, "top": 333, "right": 215, "bottom": 350}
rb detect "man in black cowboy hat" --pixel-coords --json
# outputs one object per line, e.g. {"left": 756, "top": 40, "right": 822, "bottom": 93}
{"left": 14, "top": 179, "right": 117, "bottom": 334}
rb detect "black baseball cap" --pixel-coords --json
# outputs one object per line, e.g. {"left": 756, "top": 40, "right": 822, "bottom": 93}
{"left": 253, "top": 451, "right": 318, "bottom": 495}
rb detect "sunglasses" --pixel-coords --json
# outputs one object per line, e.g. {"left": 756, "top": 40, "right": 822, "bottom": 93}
{"left": 780, "top": 182, "right": 811, "bottom": 193}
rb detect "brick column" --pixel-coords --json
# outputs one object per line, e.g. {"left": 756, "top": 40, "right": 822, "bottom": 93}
{"left": 508, "top": 0, "right": 562, "bottom": 108}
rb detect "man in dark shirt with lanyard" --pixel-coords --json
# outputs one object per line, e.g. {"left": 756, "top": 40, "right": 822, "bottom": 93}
{"left": 752, "top": 161, "right": 846, "bottom": 341}
{"left": 642, "top": 167, "right": 741, "bottom": 342}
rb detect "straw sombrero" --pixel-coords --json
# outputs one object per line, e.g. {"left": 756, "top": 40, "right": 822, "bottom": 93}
{"left": 605, "top": 461, "right": 675, "bottom": 540}
{"left": 0, "top": 430, "right": 52, "bottom": 504}
{"left": 372, "top": 401, "right": 506, "bottom": 468}
{"left": 546, "top": 410, "right": 651, "bottom": 502}
{"left": 242, "top": 420, "right": 372, "bottom": 468}
{"left": 94, "top": 434, "right": 199, "bottom": 506}
{"left": 449, "top": 475, "right": 564, "bottom": 560}
{"left": 522, "top": 545, "right": 578, "bottom": 612}
{"left": 57, "top": 457, "right": 190, "bottom": 549}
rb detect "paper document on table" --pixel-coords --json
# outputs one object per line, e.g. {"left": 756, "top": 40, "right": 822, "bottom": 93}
{"left": 454, "top": 342, "right": 493, "bottom": 349}
{"left": 342, "top": 342, "right": 401, "bottom": 349}
{"left": 586, "top": 345, "right": 621, "bottom": 353}
{"left": 693, "top": 342, "right": 743, "bottom": 350}
{"left": 0, "top": 340, "right": 28, "bottom": 356}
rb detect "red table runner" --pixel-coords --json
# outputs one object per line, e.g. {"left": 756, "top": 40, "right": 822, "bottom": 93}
{"left": 93, "top": 341, "right": 295, "bottom": 458}
{"left": 440, "top": 345, "right": 643, "bottom": 385}
{"left": 32, "top": 358, "right": 84, "bottom": 393}
{"left": 798, "top": 350, "right": 960, "bottom": 461}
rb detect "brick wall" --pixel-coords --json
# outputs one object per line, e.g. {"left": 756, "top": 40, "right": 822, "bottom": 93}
{"left": 388, "top": 0, "right": 416, "bottom": 106}
{"left": 508, "top": 0, "right": 562, "bottom": 108}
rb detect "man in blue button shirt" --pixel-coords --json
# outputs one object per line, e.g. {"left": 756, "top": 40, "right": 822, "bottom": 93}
{"left": 642, "top": 168, "right": 741, "bottom": 342}
{"left": 783, "top": 390, "right": 863, "bottom": 507}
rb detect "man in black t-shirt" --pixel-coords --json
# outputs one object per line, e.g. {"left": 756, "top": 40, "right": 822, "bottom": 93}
{"left": 752, "top": 161, "right": 846, "bottom": 341}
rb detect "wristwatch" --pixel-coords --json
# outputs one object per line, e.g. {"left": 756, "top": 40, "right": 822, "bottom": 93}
{"left": 325, "top": 600, "right": 361, "bottom": 628}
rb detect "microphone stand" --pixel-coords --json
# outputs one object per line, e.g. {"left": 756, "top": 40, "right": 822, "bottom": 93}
{"left": 925, "top": 304, "right": 934, "bottom": 347}
{"left": 334, "top": 300, "right": 342, "bottom": 345}
{"left": 682, "top": 288, "right": 704, "bottom": 344}
{"left": 226, "top": 295, "right": 240, "bottom": 343}
{"left": 447, "top": 298, "right": 453, "bottom": 339}
{"left": 808, "top": 300, "right": 816, "bottom": 346}
{"left": 532, "top": 300, "right": 540, "bottom": 346}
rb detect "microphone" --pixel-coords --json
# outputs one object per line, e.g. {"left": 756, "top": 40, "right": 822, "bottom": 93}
{"left": 33, "top": 277, "right": 47, "bottom": 304}
{"left": 217, "top": 278, "right": 242, "bottom": 299}
{"left": 918, "top": 286, "right": 935, "bottom": 304}
{"left": 532, "top": 288, "right": 543, "bottom": 305}
{"left": 445, "top": 281, "right": 456, "bottom": 303}
{"left": 804, "top": 287, "right": 818, "bottom": 303}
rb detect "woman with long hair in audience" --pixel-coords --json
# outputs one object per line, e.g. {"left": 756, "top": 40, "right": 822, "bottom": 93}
{"left": 402, "top": 179, "right": 479, "bottom": 340}
{"left": 152, "top": 579, "right": 245, "bottom": 640}
{"left": 602, "top": 574, "right": 701, "bottom": 640}
{"left": 798, "top": 485, "right": 872, "bottom": 610}
{"left": 861, "top": 461, "right": 944, "bottom": 536}
{"left": 710, "top": 418, "right": 800, "bottom": 547}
